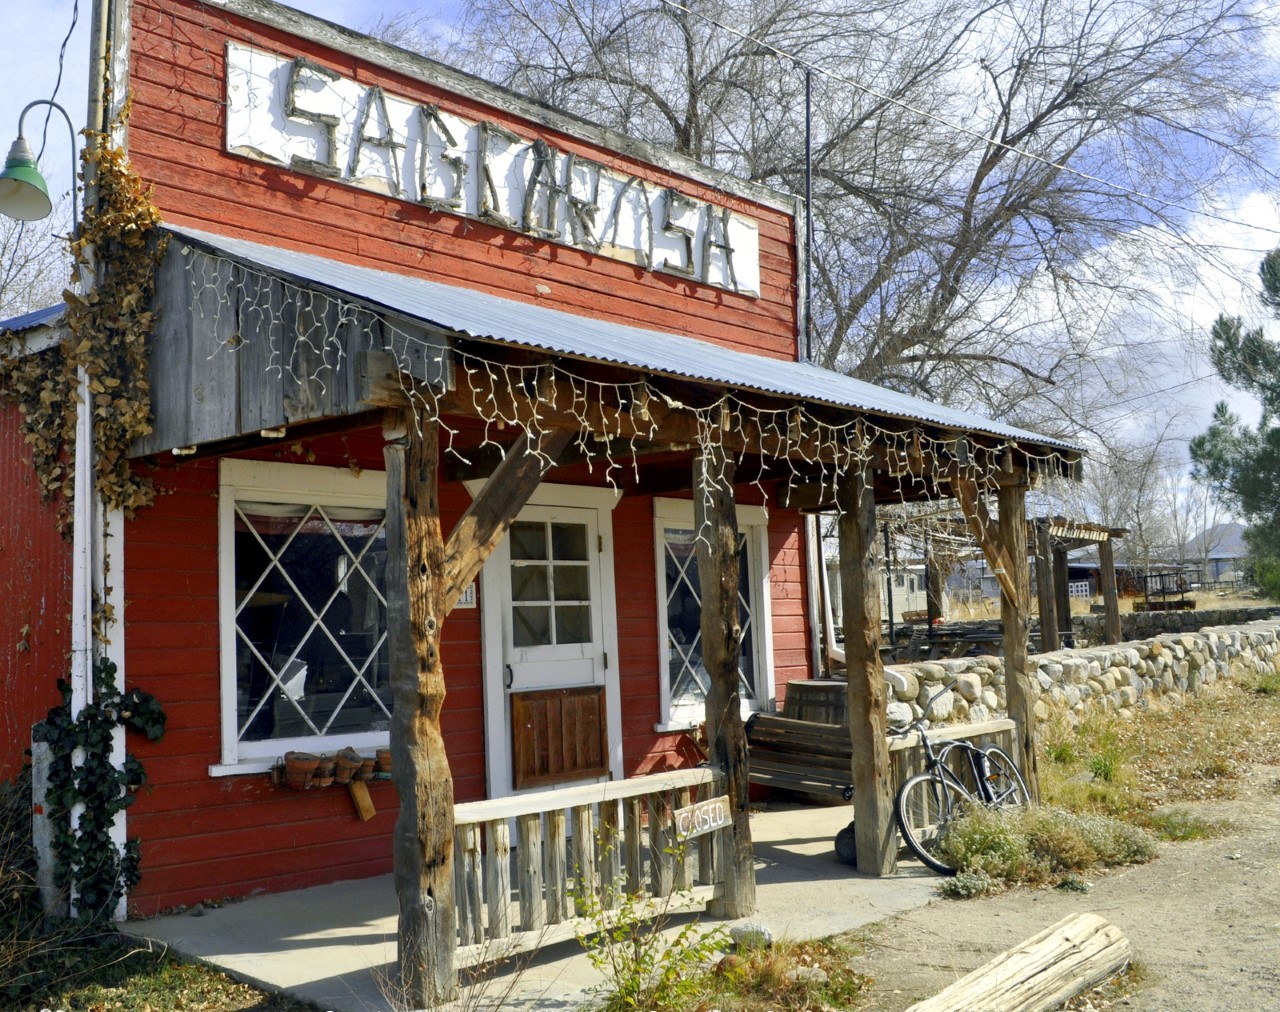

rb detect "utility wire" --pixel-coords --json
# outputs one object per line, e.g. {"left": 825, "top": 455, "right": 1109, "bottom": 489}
{"left": 656, "top": 0, "right": 1280, "bottom": 238}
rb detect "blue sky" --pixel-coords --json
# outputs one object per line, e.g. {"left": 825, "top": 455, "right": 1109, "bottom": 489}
{"left": 2, "top": 0, "right": 1275, "bottom": 450}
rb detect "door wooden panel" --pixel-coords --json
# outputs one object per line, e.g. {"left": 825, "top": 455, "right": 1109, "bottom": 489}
{"left": 511, "top": 685, "right": 608, "bottom": 790}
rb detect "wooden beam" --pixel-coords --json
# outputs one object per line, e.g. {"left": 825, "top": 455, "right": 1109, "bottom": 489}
{"left": 951, "top": 479, "right": 1019, "bottom": 607}
{"left": 384, "top": 413, "right": 457, "bottom": 1007}
{"left": 695, "top": 438, "right": 756, "bottom": 918}
{"left": 837, "top": 459, "right": 896, "bottom": 876}
{"left": 1034, "top": 522, "right": 1059, "bottom": 652}
{"left": 440, "top": 428, "right": 573, "bottom": 612}
{"left": 997, "top": 482, "right": 1039, "bottom": 803}
{"left": 1053, "top": 547, "right": 1072, "bottom": 643}
{"left": 1098, "top": 538, "right": 1123, "bottom": 645}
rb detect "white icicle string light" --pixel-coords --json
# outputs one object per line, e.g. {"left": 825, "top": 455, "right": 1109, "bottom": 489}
{"left": 179, "top": 246, "right": 1074, "bottom": 511}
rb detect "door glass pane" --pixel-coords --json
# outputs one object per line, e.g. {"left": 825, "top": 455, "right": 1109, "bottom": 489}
{"left": 513, "top": 605, "right": 552, "bottom": 646}
{"left": 556, "top": 604, "right": 591, "bottom": 644}
{"left": 554, "top": 564, "right": 590, "bottom": 601}
{"left": 511, "top": 564, "right": 549, "bottom": 602}
{"left": 511, "top": 521, "right": 547, "bottom": 561}
{"left": 551, "top": 523, "right": 588, "bottom": 561}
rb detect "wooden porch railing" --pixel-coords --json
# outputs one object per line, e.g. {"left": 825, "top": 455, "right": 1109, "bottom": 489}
{"left": 452, "top": 766, "right": 724, "bottom": 967}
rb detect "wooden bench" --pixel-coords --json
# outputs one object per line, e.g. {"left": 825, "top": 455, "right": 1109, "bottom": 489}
{"left": 745, "top": 713, "right": 1018, "bottom": 800}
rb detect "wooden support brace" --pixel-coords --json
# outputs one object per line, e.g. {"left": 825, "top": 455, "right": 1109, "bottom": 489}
{"left": 951, "top": 478, "right": 1019, "bottom": 607}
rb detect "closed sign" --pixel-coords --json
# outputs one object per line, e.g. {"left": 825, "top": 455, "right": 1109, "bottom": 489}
{"left": 673, "top": 795, "right": 730, "bottom": 841}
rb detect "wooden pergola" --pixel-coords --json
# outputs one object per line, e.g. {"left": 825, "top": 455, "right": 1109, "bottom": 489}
{"left": 1032, "top": 518, "right": 1128, "bottom": 649}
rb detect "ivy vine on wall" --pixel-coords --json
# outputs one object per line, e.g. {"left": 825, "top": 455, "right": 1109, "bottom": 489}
{"left": 0, "top": 121, "right": 165, "bottom": 533}
{"left": 34, "top": 658, "right": 166, "bottom": 921}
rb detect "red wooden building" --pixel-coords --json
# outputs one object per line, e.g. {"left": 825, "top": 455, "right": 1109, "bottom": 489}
{"left": 0, "top": 0, "right": 1080, "bottom": 922}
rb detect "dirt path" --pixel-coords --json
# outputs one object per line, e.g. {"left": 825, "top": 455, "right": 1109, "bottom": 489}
{"left": 845, "top": 765, "right": 1280, "bottom": 1012}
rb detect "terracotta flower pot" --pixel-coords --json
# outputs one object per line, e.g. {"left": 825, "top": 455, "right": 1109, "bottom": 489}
{"left": 334, "top": 747, "right": 363, "bottom": 785}
{"left": 314, "top": 756, "right": 336, "bottom": 788}
{"left": 284, "top": 751, "right": 320, "bottom": 790}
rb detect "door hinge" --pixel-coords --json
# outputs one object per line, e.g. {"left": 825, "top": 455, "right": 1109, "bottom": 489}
{"left": 603, "top": 651, "right": 609, "bottom": 669}
{"left": 598, "top": 534, "right": 604, "bottom": 553}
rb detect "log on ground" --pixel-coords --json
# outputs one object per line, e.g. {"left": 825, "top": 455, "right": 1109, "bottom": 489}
{"left": 905, "top": 912, "right": 1131, "bottom": 1012}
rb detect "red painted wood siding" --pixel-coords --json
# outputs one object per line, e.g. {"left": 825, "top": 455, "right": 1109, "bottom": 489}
{"left": 126, "top": 0, "right": 798, "bottom": 360}
{"left": 123, "top": 429, "right": 811, "bottom": 911}
{"left": 0, "top": 401, "right": 71, "bottom": 779}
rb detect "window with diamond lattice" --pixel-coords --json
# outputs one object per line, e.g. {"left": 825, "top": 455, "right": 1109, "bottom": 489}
{"left": 662, "top": 526, "right": 757, "bottom": 714}
{"left": 233, "top": 500, "right": 390, "bottom": 746}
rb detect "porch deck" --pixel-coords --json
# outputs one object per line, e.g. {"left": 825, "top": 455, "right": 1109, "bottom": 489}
{"left": 126, "top": 802, "right": 941, "bottom": 1012}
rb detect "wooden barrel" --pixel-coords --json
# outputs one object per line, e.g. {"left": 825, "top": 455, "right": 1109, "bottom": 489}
{"left": 783, "top": 679, "right": 848, "bottom": 724}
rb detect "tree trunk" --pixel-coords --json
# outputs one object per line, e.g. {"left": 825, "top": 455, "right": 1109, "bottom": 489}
{"left": 997, "top": 483, "right": 1038, "bottom": 802}
{"left": 695, "top": 438, "right": 755, "bottom": 917}
{"left": 384, "top": 415, "right": 457, "bottom": 1007}
{"left": 838, "top": 459, "right": 896, "bottom": 875}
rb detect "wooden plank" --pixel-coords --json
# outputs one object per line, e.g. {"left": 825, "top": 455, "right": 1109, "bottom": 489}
{"left": 456, "top": 822, "right": 484, "bottom": 946}
{"left": 1098, "top": 538, "right": 1122, "bottom": 645}
{"left": 624, "top": 797, "right": 643, "bottom": 896}
{"left": 999, "top": 483, "right": 1039, "bottom": 803}
{"left": 187, "top": 250, "right": 240, "bottom": 445}
{"left": 571, "top": 805, "right": 596, "bottom": 916}
{"left": 485, "top": 819, "right": 512, "bottom": 940}
{"left": 283, "top": 289, "right": 339, "bottom": 424}
{"left": 134, "top": 245, "right": 194, "bottom": 455}
{"left": 516, "top": 813, "right": 545, "bottom": 933}
{"left": 694, "top": 438, "right": 755, "bottom": 917}
{"left": 838, "top": 457, "right": 896, "bottom": 876}
{"left": 599, "top": 798, "right": 622, "bottom": 905}
{"left": 647, "top": 792, "right": 674, "bottom": 898}
{"left": 235, "top": 265, "right": 287, "bottom": 434}
{"left": 453, "top": 765, "right": 714, "bottom": 824}
{"left": 346, "top": 780, "right": 375, "bottom": 822}
{"left": 511, "top": 686, "right": 608, "bottom": 790}
{"left": 545, "top": 808, "right": 569, "bottom": 925}
{"left": 383, "top": 413, "right": 457, "bottom": 1005}
{"left": 1034, "top": 522, "right": 1059, "bottom": 651}
{"left": 905, "top": 913, "right": 1131, "bottom": 1012}
{"left": 672, "top": 787, "right": 693, "bottom": 890}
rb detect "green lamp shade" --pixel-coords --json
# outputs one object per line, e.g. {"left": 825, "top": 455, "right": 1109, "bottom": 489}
{"left": 0, "top": 136, "right": 53, "bottom": 221}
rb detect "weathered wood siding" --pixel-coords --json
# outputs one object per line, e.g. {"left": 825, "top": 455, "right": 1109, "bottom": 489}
{"left": 126, "top": 0, "right": 798, "bottom": 363}
{"left": 0, "top": 401, "right": 71, "bottom": 778}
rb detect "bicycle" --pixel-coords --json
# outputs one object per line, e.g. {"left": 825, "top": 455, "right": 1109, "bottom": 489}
{"left": 892, "top": 681, "right": 1030, "bottom": 874}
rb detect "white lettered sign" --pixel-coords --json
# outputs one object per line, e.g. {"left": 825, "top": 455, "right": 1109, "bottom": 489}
{"left": 673, "top": 794, "right": 730, "bottom": 842}
{"left": 225, "top": 43, "right": 761, "bottom": 296}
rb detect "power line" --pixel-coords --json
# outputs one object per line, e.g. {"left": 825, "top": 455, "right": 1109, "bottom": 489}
{"left": 656, "top": 0, "right": 1280, "bottom": 239}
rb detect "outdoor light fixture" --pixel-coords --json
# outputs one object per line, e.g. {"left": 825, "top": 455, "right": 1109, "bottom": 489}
{"left": 0, "top": 99, "right": 77, "bottom": 225}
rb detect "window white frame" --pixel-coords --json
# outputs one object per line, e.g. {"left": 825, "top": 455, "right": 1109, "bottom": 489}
{"left": 212, "top": 459, "right": 389, "bottom": 775}
{"left": 653, "top": 498, "right": 775, "bottom": 732}
{"left": 472, "top": 482, "right": 624, "bottom": 799}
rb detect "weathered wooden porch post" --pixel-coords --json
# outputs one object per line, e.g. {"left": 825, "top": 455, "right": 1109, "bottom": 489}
{"left": 837, "top": 458, "right": 896, "bottom": 875}
{"left": 384, "top": 412, "right": 456, "bottom": 1007}
{"left": 694, "top": 436, "right": 756, "bottom": 917}
{"left": 1035, "top": 521, "right": 1060, "bottom": 652}
{"left": 1098, "top": 537, "right": 1123, "bottom": 645}
{"left": 1053, "top": 547, "right": 1073, "bottom": 646}
{"left": 997, "top": 481, "right": 1039, "bottom": 801}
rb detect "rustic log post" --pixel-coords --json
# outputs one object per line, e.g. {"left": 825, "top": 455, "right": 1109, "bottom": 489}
{"left": 1098, "top": 537, "right": 1123, "bottom": 644}
{"left": 1053, "top": 547, "right": 1073, "bottom": 646}
{"left": 837, "top": 458, "right": 897, "bottom": 875}
{"left": 997, "top": 482, "right": 1039, "bottom": 802}
{"left": 694, "top": 437, "right": 756, "bottom": 917}
{"left": 925, "top": 539, "right": 946, "bottom": 625}
{"left": 1034, "top": 522, "right": 1059, "bottom": 652}
{"left": 384, "top": 414, "right": 457, "bottom": 1006}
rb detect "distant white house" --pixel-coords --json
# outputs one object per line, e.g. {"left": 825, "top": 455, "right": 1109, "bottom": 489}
{"left": 825, "top": 559, "right": 937, "bottom": 626}
{"left": 1183, "top": 522, "right": 1248, "bottom": 584}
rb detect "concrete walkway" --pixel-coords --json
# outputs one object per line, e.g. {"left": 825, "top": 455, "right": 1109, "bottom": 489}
{"left": 126, "top": 802, "right": 943, "bottom": 1012}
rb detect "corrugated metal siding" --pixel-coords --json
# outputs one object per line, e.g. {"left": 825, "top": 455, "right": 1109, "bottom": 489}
{"left": 0, "top": 402, "right": 70, "bottom": 778}
{"left": 169, "top": 226, "right": 1081, "bottom": 454}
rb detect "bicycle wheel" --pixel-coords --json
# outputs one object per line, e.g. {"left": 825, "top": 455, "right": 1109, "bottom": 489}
{"left": 894, "top": 771, "right": 974, "bottom": 875}
{"left": 982, "top": 746, "right": 1030, "bottom": 810}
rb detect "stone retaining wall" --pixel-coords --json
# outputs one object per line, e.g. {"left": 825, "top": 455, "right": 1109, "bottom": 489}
{"left": 1072, "top": 605, "right": 1280, "bottom": 644}
{"left": 883, "top": 619, "right": 1280, "bottom": 728}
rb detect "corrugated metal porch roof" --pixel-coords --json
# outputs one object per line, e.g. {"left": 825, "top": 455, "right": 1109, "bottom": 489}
{"left": 169, "top": 226, "right": 1082, "bottom": 455}
{"left": 0, "top": 304, "right": 65, "bottom": 334}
